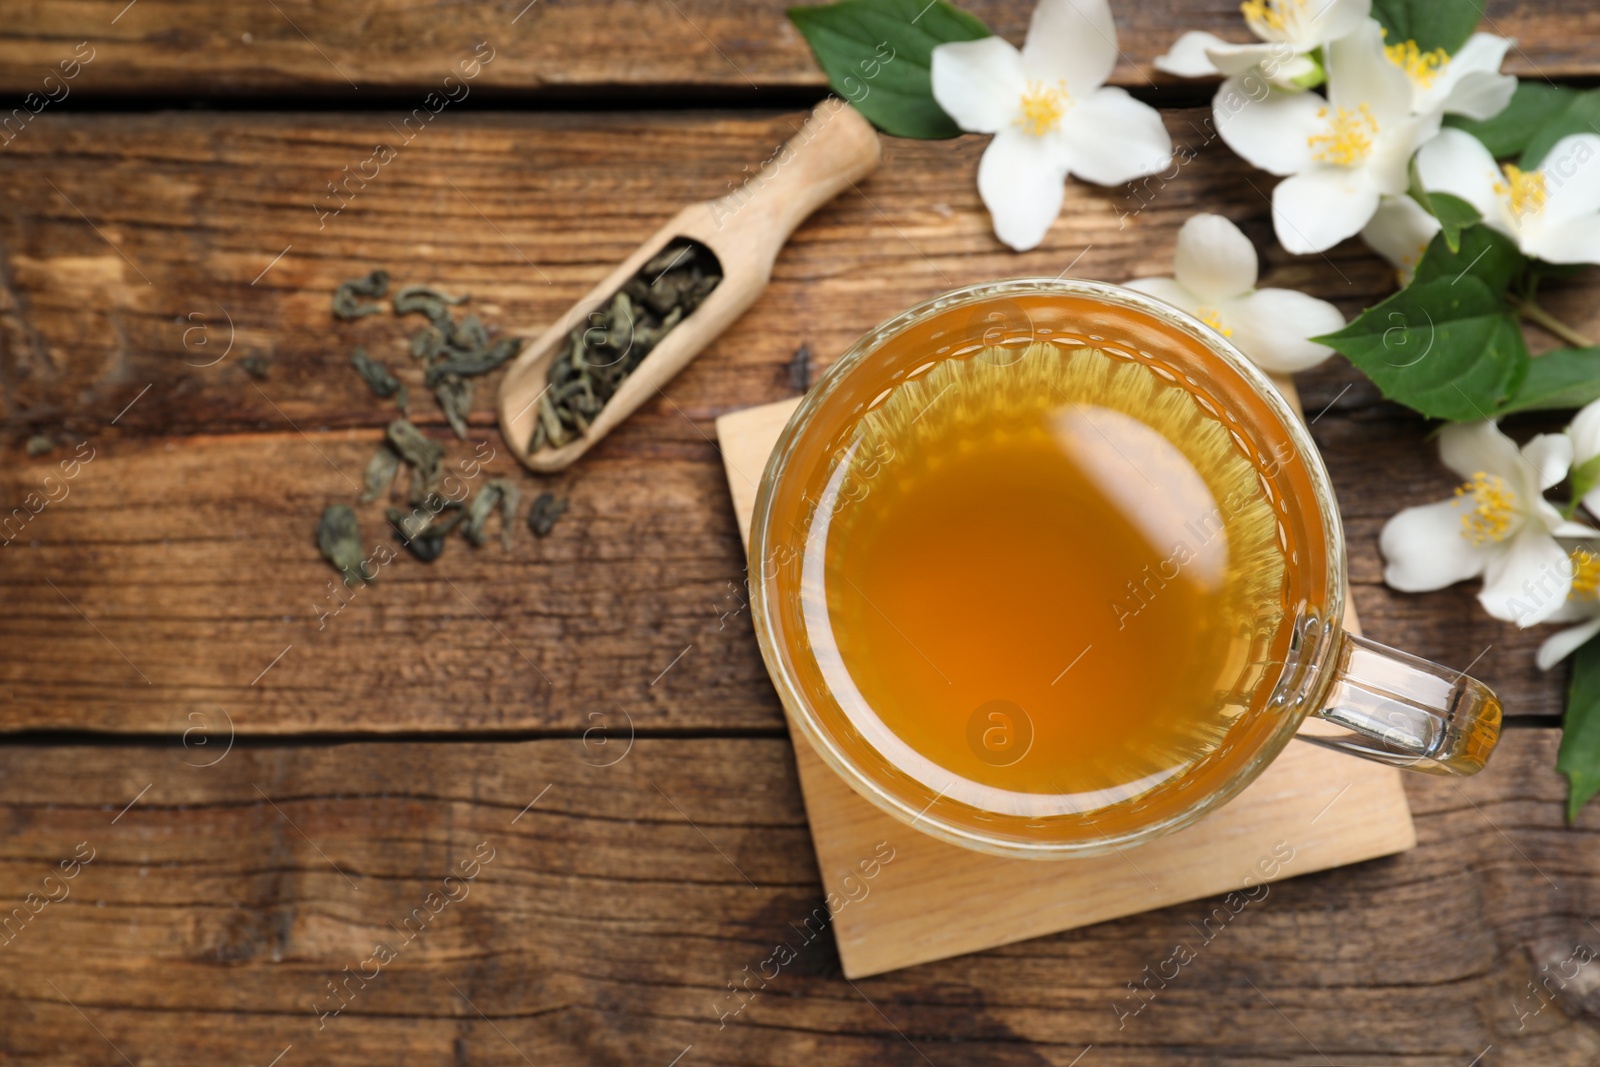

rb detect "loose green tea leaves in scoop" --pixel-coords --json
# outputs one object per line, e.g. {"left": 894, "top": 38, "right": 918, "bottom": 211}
{"left": 530, "top": 238, "right": 721, "bottom": 454}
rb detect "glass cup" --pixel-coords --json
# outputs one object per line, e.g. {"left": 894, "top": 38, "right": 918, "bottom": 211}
{"left": 748, "top": 279, "right": 1501, "bottom": 860}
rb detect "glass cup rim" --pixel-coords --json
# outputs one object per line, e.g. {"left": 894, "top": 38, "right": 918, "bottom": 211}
{"left": 748, "top": 277, "right": 1349, "bottom": 858}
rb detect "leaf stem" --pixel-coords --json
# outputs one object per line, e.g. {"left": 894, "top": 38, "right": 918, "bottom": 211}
{"left": 1511, "top": 295, "right": 1597, "bottom": 349}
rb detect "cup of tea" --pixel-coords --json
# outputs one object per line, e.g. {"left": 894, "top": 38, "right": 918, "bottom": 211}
{"left": 748, "top": 279, "right": 1500, "bottom": 859}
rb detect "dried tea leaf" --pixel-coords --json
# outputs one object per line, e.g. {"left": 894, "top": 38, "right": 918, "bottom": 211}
{"left": 241, "top": 355, "right": 270, "bottom": 380}
{"left": 24, "top": 434, "right": 53, "bottom": 457}
{"left": 360, "top": 443, "right": 401, "bottom": 503}
{"left": 410, "top": 327, "right": 443, "bottom": 361}
{"left": 526, "top": 492, "right": 568, "bottom": 538}
{"left": 464, "top": 478, "right": 521, "bottom": 550}
{"left": 394, "top": 284, "right": 468, "bottom": 325}
{"left": 643, "top": 244, "right": 694, "bottom": 275}
{"left": 435, "top": 375, "right": 474, "bottom": 440}
{"left": 455, "top": 313, "right": 489, "bottom": 350}
{"left": 333, "top": 270, "right": 390, "bottom": 320}
{"left": 386, "top": 419, "right": 444, "bottom": 496}
{"left": 395, "top": 382, "right": 410, "bottom": 416}
{"left": 387, "top": 503, "right": 463, "bottom": 562}
{"left": 463, "top": 483, "right": 498, "bottom": 546}
{"left": 787, "top": 343, "right": 812, "bottom": 392}
{"left": 351, "top": 347, "right": 401, "bottom": 399}
{"left": 424, "top": 337, "right": 522, "bottom": 386}
{"left": 494, "top": 479, "right": 520, "bottom": 550}
{"left": 316, "top": 504, "right": 371, "bottom": 585}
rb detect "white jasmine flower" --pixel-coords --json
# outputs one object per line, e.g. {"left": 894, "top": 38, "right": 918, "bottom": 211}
{"left": 1383, "top": 31, "right": 1516, "bottom": 121}
{"left": 1126, "top": 213, "right": 1345, "bottom": 372}
{"left": 1155, "top": 0, "right": 1370, "bottom": 88}
{"left": 1380, "top": 420, "right": 1595, "bottom": 626}
{"left": 931, "top": 0, "right": 1172, "bottom": 251}
{"left": 1416, "top": 127, "right": 1600, "bottom": 265}
{"left": 1215, "top": 20, "right": 1441, "bottom": 254}
{"left": 1535, "top": 546, "right": 1600, "bottom": 669}
{"left": 1359, "top": 194, "right": 1440, "bottom": 283}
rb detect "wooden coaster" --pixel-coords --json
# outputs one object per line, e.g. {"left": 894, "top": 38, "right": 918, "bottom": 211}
{"left": 715, "top": 384, "right": 1414, "bottom": 978}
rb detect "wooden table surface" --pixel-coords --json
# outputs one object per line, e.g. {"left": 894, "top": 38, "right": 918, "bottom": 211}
{"left": 4, "top": 2, "right": 1600, "bottom": 1063}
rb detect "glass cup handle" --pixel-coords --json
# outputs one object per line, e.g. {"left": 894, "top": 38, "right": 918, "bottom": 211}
{"left": 1298, "top": 631, "right": 1501, "bottom": 775}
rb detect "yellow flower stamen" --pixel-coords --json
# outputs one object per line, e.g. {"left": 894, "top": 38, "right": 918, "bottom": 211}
{"left": 1196, "top": 307, "right": 1233, "bottom": 337}
{"left": 1015, "top": 81, "right": 1069, "bottom": 137}
{"left": 1571, "top": 548, "right": 1600, "bottom": 601}
{"left": 1240, "top": 0, "right": 1302, "bottom": 36}
{"left": 1494, "top": 163, "right": 1547, "bottom": 222}
{"left": 1455, "top": 472, "right": 1518, "bottom": 545}
{"left": 1307, "top": 104, "right": 1378, "bottom": 167}
{"left": 1384, "top": 38, "right": 1449, "bottom": 89}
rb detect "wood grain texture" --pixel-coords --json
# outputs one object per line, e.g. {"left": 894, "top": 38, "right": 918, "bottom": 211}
{"left": 0, "top": 731, "right": 1593, "bottom": 1065}
{"left": 0, "top": 109, "right": 1585, "bottom": 733}
{"left": 1, "top": 0, "right": 1596, "bottom": 97}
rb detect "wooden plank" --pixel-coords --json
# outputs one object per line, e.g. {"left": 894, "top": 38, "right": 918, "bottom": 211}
{"left": 0, "top": 110, "right": 1582, "bottom": 732}
{"left": 0, "top": 731, "right": 1592, "bottom": 1064}
{"left": 1, "top": 0, "right": 1596, "bottom": 97}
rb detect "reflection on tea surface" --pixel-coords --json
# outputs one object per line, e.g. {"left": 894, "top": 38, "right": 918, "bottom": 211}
{"left": 801, "top": 343, "right": 1287, "bottom": 818}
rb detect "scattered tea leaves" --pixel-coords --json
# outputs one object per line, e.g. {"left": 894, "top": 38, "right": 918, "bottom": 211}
{"left": 351, "top": 347, "right": 401, "bottom": 399}
{"left": 425, "top": 337, "right": 521, "bottom": 385}
{"left": 316, "top": 504, "right": 371, "bottom": 585}
{"left": 788, "top": 343, "right": 813, "bottom": 392}
{"left": 386, "top": 419, "right": 444, "bottom": 499}
{"left": 527, "top": 492, "right": 568, "bottom": 538}
{"left": 333, "top": 270, "right": 390, "bottom": 320}
{"left": 24, "top": 434, "right": 54, "bottom": 456}
{"left": 531, "top": 239, "right": 721, "bottom": 453}
{"left": 465, "top": 477, "right": 521, "bottom": 550}
{"left": 394, "top": 284, "right": 469, "bottom": 322}
{"left": 435, "top": 375, "right": 474, "bottom": 440}
{"left": 387, "top": 503, "right": 465, "bottom": 562}
{"left": 360, "top": 443, "right": 401, "bottom": 503}
{"left": 241, "top": 355, "right": 270, "bottom": 379}
{"left": 325, "top": 271, "right": 543, "bottom": 577}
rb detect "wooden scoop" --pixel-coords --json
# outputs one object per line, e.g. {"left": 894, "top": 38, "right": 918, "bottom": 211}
{"left": 497, "top": 100, "right": 882, "bottom": 471}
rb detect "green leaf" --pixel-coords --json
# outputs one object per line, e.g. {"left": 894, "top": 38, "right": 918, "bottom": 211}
{"left": 1445, "top": 81, "right": 1579, "bottom": 159}
{"left": 788, "top": 0, "right": 991, "bottom": 139}
{"left": 1521, "top": 88, "right": 1600, "bottom": 168}
{"left": 1370, "top": 0, "right": 1480, "bottom": 54}
{"left": 1410, "top": 223, "right": 1525, "bottom": 296}
{"left": 1313, "top": 276, "right": 1528, "bottom": 422}
{"left": 1420, "top": 192, "right": 1481, "bottom": 253}
{"left": 1493, "top": 346, "right": 1600, "bottom": 415}
{"left": 1560, "top": 636, "right": 1600, "bottom": 823}
{"left": 1571, "top": 453, "right": 1600, "bottom": 517}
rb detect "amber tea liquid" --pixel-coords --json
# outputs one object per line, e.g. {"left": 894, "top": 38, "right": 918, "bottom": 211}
{"left": 778, "top": 318, "right": 1314, "bottom": 829}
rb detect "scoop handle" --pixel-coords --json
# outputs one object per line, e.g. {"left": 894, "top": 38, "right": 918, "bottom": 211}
{"left": 681, "top": 100, "right": 882, "bottom": 278}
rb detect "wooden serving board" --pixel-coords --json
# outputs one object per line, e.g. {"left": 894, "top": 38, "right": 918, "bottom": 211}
{"left": 715, "top": 382, "right": 1416, "bottom": 979}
